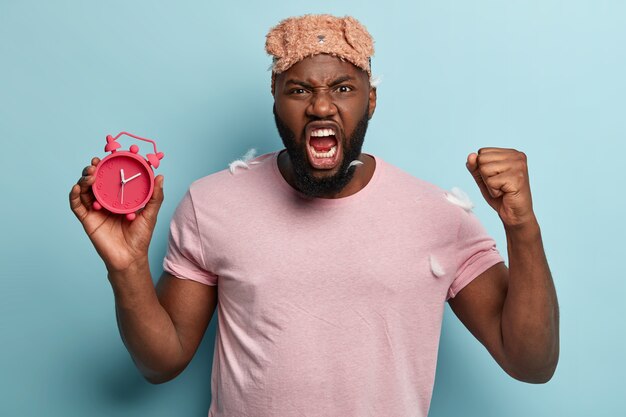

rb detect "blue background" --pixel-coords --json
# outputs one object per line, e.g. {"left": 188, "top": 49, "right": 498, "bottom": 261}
{"left": 1, "top": 1, "right": 624, "bottom": 416}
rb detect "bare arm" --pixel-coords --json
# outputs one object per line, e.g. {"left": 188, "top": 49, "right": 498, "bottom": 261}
{"left": 112, "top": 269, "right": 217, "bottom": 384}
{"left": 448, "top": 149, "right": 559, "bottom": 383}
{"left": 70, "top": 158, "right": 216, "bottom": 383}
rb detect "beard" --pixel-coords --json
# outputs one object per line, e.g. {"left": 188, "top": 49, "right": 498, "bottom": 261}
{"left": 273, "top": 105, "right": 370, "bottom": 198}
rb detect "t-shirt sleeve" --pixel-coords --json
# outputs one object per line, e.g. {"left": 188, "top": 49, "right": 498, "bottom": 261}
{"left": 163, "top": 190, "right": 218, "bottom": 286}
{"left": 447, "top": 211, "right": 504, "bottom": 300}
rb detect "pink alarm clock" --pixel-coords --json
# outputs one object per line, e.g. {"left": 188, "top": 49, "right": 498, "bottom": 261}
{"left": 91, "top": 132, "right": 164, "bottom": 221}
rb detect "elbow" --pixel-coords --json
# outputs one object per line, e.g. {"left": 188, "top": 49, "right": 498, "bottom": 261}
{"left": 136, "top": 357, "right": 187, "bottom": 385}
{"left": 505, "top": 354, "right": 559, "bottom": 384}
{"left": 510, "top": 366, "right": 557, "bottom": 384}
{"left": 501, "top": 333, "right": 560, "bottom": 384}
{"left": 144, "top": 375, "right": 174, "bottom": 385}
{"left": 143, "top": 367, "right": 184, "bottom": 385}
{"left": 145, "top": 375, "right": 168, "bottom": 385}
{"left": 128, "top": 348, "right": 191, "bottom": 385}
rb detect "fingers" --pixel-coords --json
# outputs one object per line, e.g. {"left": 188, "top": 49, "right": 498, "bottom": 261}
{"left": 466, "top": 152, "right": 502, "bottom": 200}
{"left": 78, "top": 167, "right": 97, "bottom": 208}
{"left": 474, "top": 159, "right": 513, "bottom": 178}
{"left": 476, "top": 148, "right": 526, "bottom": 165}
{"left": 476, "top": 147, "right": 517, "bottom": 155}
{"left": 70, "top": 157, "right": 100, "bottom": 219}
{"left": 80, "top": 157, "right": 101, "bottom": 186}
{"left": 479, "top": 171, "right": 521, "bottom": 197}
{"left": 80, "top": 157, "right": 100, "bottom": 177}
{"left": 69, "top": 183, "right": 88, "bottom": 220}
{"left": 467, "top": 148, "right": 528, "bottom": 199}
{"left": 140, "top": 175, "right": 164, "bottom": 226}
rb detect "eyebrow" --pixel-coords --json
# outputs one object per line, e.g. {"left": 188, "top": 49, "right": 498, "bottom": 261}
{"left": 285, "top": 76, "right": 356, "bottom": 88}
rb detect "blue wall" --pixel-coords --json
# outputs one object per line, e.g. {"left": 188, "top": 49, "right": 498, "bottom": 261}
{"left": 1, "top": 1, "right": 624, "bottom": 416}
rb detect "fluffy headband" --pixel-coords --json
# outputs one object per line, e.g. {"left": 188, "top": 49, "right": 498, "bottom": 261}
{"left": 265, "top": 14, "right": 375, "bottom": 76}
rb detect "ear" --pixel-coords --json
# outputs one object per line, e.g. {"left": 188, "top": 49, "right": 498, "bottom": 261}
{"left": 368, "top": 87, "right": 377, "bottom": 119}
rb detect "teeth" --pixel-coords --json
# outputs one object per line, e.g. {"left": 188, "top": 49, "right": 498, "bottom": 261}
{"left": 309, "top": 145, "right": 337, "bottom": 158}
{"left": 310, "top": 128, "right": 336, "bottom": 137}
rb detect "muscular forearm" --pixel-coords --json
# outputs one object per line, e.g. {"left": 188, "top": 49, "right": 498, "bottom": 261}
{"left": 108, "top": 259, "right": 185, "bottom": 383}
{"left": 500, "top": 218, "right": 559, "bottom": 382}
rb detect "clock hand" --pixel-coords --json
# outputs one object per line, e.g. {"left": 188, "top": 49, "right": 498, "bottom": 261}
{"left": 121, "top": 182, "right": 125, "bottom": 205}
{"left": 120, "top": 169, "right": 126, "bottom": 183}
{"left": 124, "top": 172, "right": 142, "bottom": 183}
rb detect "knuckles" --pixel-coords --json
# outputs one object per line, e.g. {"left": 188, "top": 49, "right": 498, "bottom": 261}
{"left": 476, "top": 148, "right": 529, "bottom": 169}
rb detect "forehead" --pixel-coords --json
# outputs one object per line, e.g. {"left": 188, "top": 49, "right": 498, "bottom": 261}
{"left": 277, "top": 54, "right": 368, "bottom": 84}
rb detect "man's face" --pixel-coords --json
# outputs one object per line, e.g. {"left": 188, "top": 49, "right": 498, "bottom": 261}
{"left": 273, "top": 54, "right": 376, "bottom": 198}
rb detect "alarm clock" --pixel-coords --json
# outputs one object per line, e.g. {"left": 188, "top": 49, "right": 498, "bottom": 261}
{"left": 91, "top": 132, "right": 164, "bottom": 221}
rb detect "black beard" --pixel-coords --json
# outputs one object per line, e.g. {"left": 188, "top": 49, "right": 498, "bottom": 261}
{"left": 273, "top": 105, "right": 369, "bottom": 198}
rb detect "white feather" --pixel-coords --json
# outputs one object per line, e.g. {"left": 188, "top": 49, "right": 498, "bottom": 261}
{"left": 370, "top": 74, "right": 383, "bottom": 88}
{"left": 229, "top": 148, "right": 260, "bottom": 174}
{"left": 445, "top": 187, "right": 474, "bottom": 212}
{"left": 429, "top": 255, "right": 445, "bottom": 278}
{"left": 229, "top": 160, "right": 250, "bottom": 174}
{"left": 242, "top": 148, "right": 257, "bottom": 162}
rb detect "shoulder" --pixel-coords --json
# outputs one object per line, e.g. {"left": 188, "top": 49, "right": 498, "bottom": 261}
{"left": 187, "top": 151, "right": 276, "bottom": 204}
{"left": 374, "top": 155, "right": 469, "bottom": 213}
{"left": 371, "top": 155, "right": 483, "bottom": 244}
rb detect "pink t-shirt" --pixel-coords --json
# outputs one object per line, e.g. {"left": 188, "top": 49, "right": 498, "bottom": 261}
{"left": 163, "top": 150, "right": 503, "bottom": 417}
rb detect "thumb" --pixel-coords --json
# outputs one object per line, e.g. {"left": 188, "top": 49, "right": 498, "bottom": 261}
{"left": 140, "top": 175, "right": 164, "bottom": 225}
{"left": 466, "top": 153, "right": 496, "bottom": 202}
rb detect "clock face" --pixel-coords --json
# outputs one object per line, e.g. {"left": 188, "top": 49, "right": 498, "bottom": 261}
{"left": 92, "top": 152, "right": 154, "bottom": 214}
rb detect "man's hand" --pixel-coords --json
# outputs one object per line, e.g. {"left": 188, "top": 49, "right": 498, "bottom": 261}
{"left": 69, "top": 157, "right": 165, "bottom": 273}
{"left": 69, "top": 158, "right": 217, "bottom": 384}
{"left": 466, "top": 148, "right": 535, "bottom": 228}
{"left": 454, "top": 147, "right": 559, "bottom": 383}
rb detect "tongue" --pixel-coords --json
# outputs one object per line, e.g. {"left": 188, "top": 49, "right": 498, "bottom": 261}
{"left": 310, "top": 136, "right": 337, "bottom": 152}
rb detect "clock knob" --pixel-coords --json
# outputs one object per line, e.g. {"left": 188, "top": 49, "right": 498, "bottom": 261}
{"left": 130, "top": 145, "right": 139, "bottom": 154}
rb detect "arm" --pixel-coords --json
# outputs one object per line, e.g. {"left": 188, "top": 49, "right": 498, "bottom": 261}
{"left": 448, "top": 148, "right": 559, "bottom": 383}
{"left": 70, "top": 158, "right": 217, "bottom": 383}
{"left": 112, "top": 269, "right": 217, "bottom": 384}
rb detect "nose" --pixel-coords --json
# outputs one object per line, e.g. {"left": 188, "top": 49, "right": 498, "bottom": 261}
{"left": 306, "top": 90, "right": 337, "bottom": 119}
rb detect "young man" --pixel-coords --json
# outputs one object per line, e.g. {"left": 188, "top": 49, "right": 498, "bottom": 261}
{"left": 70, "top": 14, "right": 559, "bottom": 417}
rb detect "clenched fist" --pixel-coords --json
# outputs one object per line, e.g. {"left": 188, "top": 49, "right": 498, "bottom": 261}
{"left": 466, "top": 148, "right": 537, "bottom": 228}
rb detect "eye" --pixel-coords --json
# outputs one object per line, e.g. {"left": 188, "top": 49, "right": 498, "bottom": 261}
{"left": 336, "top": 85, "right": 353, "bottom": 93}
{"left": 290, "top": 88, "right": 307, "bottom": 95}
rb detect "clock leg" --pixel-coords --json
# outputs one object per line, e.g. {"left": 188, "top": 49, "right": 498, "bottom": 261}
{"left": 93, "top": 201, "right": 102, "bottom": 211}
{"left": 126, "top": 213, "right": 136, "bottom": 221}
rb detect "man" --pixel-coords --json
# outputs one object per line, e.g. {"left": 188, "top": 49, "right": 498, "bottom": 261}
{"left": 70, "top": 14, "right": 559, "bottom": 417}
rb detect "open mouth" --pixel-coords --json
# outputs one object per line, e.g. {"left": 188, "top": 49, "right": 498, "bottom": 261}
{"left": 306, "top": 127, "right": 341, "bottom": 169}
